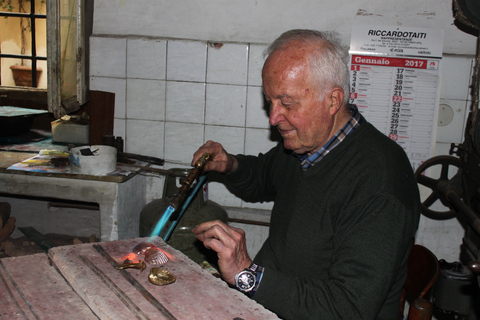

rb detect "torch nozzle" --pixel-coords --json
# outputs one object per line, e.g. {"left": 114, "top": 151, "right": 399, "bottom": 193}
{"left": 169, "top": 153, "right": 210, "bottom": 209}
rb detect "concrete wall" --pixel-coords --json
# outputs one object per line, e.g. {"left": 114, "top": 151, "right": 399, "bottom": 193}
{"left": 89, "top": 0, "right": 478, "bottom": 262}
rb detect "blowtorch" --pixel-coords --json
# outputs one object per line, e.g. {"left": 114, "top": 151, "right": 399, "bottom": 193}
{"left": 169, "top": 153, "right": 211, "bottom": 209}
{"left": 150, "top": 153, "right": 211, "bottom": 240}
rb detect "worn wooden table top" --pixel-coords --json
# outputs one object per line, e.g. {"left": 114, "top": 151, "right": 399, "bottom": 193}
{"left": 0, "top": 237, "right": 279, "bottom": 320}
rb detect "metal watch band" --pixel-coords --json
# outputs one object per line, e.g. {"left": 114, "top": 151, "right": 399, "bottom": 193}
{"left": 248, "top": 262, "right": 259, "bottom": 272}
{"left": 247, "top": 263, "right": 264, "bottom": 298}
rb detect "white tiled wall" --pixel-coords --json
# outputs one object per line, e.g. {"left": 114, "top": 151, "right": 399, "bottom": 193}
{"left": 90, "top": 36, "right": 476, "bottom": 261}
{"left": 90, "top": 36, "right": 273, "bottom": 212}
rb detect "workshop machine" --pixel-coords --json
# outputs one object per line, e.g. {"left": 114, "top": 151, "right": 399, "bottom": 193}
{"left": 414, "top": 0, "right": 480, "bottom": 318}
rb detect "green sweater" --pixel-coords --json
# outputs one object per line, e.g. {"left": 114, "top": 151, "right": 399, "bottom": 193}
{"left": 225, "top": 119, "right": 420, "bottom": 320}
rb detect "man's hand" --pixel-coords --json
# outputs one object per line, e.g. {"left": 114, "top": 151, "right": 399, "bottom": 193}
{"left": 191, "top": 140, "right": 238, "bottom": 173}
{"left": 192, "top": 220, "right": 251, "bottom": 285}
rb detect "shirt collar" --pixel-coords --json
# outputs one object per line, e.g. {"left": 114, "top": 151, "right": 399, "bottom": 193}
{"left": 295, "top": 104, "right": 362, "bottom": 170}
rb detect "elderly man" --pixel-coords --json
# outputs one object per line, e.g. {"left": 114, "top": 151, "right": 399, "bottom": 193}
{"left": 191, "top": 29, "right": 420, "bottom": 319}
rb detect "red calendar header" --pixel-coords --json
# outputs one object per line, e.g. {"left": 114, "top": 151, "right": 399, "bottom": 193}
{"left": 351, "top": 55, "right": 431, "bottom": 69}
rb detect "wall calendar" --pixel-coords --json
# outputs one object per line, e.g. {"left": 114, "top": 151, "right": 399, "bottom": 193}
{"left": 349, "top": 25, "right": 444, "bottom": 171}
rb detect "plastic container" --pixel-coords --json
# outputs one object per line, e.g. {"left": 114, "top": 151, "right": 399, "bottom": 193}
{"left": 69, "top": 145, "right": 117, "bottom": 175}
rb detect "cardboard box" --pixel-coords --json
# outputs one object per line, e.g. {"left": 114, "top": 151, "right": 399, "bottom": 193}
{"left": 51, "top": 119, "right": 89, "bottom": 144}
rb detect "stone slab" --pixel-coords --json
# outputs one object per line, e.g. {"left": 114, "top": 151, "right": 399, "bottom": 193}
{"left": 0, "top": 253, "right": 98, "bottom": 319}
{"left": 48, "top": 237, "right": 279, "bottom": 320}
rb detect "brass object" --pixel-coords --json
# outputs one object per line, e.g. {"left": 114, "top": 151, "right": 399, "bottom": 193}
{"left": 131, "top": 242, "right": 169, "bottom": 265}
{"left": 132, "top": 242, "right": 156, "bottom": 255}
{"left": 144, "top": 247, "right": 169, "bottom": 265}
{"left": 117, "top": 259, "right": 147, "bottom": 272}
{"left": 148, "top": 267, "right": 176, "bottom": 286}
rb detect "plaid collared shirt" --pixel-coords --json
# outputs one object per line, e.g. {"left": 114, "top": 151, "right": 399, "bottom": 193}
{"left": 296, "top": 104, "right": 362, "bottom": 170}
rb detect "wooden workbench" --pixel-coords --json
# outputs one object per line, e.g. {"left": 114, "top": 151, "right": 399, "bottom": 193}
{"left": 0, "top": 237, "right": 279, "bottom": 319}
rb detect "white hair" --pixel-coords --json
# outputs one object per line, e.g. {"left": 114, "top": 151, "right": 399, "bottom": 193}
{"left": 264, "top": 29, "right": 350, "bottom": 106}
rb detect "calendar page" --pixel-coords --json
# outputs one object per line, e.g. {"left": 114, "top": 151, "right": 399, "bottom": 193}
{"left": 349, "top": 25, "right": 444, "bottom": 171}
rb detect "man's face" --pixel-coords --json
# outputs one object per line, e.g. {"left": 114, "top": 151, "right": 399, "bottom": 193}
{"left": 262, "top": 46, "right": 336, "bottom": 155}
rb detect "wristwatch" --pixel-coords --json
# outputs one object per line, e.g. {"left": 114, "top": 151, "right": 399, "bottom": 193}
{"left": 234, "top": 263, "right": 260, "bottom": 293}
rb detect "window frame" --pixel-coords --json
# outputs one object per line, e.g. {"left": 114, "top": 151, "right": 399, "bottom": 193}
{"left": 0, "top": 0, "right": 89, "bottom": 119}
{"left": 47, "top": 0, "right": 88, "bottom": 118}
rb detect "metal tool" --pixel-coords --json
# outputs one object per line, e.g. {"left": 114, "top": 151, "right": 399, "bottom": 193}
{"left": 150, "top": 153, "right": 210, "bottom": 239}
{"left": 80, "top": 255, "right": 150, "bottom": 320}
{"left": 169, "top": 153, "right": 210, "bottom": 209}
{"left": 117, "top": 162, "right": 174, "bottom": 176}
{"left": 163, "top": 174, "right": 207, "bottom": 241}
{"left": 117, "top": 152, "right": 165, "bottom": 166}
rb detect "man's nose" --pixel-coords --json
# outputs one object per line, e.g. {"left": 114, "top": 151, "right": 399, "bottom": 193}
{"left": 269, "top": 102, "right": 283, "bottom": 126}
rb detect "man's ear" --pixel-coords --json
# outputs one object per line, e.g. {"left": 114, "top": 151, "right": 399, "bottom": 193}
{"left": 329, "top": 87, "right": 344, "bottom": 116}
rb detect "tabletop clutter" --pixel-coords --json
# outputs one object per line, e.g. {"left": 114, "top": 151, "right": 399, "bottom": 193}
{"left": 6, "top": 145, "right": 119, "bottom": 175}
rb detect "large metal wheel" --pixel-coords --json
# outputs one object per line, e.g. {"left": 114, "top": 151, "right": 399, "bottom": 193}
{"left": 414, "top": 155, "right": 462, "bottom": 219}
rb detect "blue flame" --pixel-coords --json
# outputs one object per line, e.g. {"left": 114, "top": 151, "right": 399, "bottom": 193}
{"left": 163, "top": 175, "right": 207, "bottom": 241}
{"left": 149, "top": 174, "right": 208, "bottom": 241}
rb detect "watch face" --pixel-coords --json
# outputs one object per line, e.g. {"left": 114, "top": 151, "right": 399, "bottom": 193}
{"left": 235, "top": 270, "right": 256, "bottom": 292}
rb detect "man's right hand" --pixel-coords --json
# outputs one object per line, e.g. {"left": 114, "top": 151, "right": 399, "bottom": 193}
{"left": 192, "top": 220, "right": 251, "bottom": 286}
{"left": 191, "top": 140, "right": 238, "bottom": 173}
